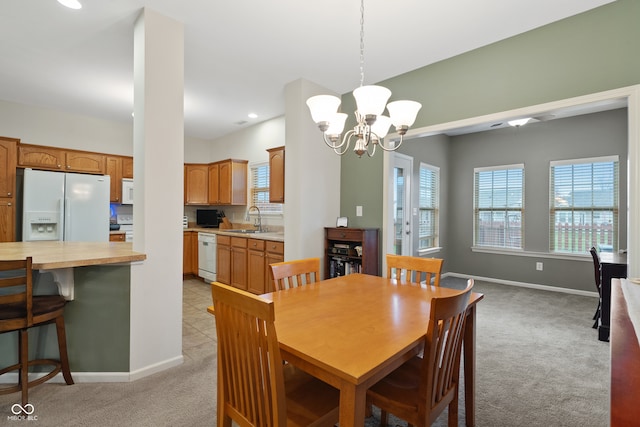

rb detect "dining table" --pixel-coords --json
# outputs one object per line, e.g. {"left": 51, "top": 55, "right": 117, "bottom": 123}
{"left": 261, "top": 273, "right": 484, "bottom": 427}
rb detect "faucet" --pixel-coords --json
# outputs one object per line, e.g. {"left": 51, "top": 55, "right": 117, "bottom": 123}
{"left": 247, "top": 205, "right": 262, "bottom": 232}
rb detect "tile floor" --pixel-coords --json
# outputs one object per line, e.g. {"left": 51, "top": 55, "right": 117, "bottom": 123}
{"left": 181, "top": 278, "right": 217, "bottom": 362}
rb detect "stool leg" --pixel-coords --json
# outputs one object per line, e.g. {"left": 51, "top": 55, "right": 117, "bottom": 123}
{"left": 55, "top": 316, "right": 74, "bottom": 385}
{"left": 19, "top": 329, "right": 28, "bottom": 407}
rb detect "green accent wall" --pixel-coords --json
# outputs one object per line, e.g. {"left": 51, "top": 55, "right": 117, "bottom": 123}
{"left": 339, "top": 0, "right": 640, "bottom": 289}
{"left": 0, "top": 265, "right": 130, "bottom": 373}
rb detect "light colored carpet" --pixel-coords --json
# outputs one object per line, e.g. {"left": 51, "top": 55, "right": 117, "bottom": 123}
{"left": 0, "top": 277, "right": 608, "bottom": 426}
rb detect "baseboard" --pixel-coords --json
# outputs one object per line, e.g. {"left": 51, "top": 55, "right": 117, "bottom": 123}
{"left": 0, "top": 355, "right": 185, "bottom": 384}
{"left": 443, "top": 272, "right": 599, "bottom": 298}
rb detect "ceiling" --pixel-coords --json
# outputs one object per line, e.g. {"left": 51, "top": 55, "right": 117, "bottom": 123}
{"left": 0, "top": 0, "right": 615, "bottom": 141}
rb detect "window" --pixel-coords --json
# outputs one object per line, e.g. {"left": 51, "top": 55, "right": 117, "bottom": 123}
{"left": 474, "top": 164, "right": 524, "bottom": 249}
{"left": 550, "top": 156, "right": 618, "bottom": 253}
{"left": 418, "top": 163, "right": 439, "bottom": 250}
{"left": 250, "top": 163, "right": 282, "bottom": 214}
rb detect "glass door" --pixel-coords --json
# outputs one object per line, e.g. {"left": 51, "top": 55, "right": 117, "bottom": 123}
{"left": 391, "top": 153, "right": 413, "bottom": 256}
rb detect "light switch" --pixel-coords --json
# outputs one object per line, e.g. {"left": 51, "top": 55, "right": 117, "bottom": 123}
{"left": 356, "top": 206, "right": 363, "bottom": 217}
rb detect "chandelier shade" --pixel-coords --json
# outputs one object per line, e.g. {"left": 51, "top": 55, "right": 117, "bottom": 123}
{"left": 353, "top": 85, "right": 392, "bottom": 118}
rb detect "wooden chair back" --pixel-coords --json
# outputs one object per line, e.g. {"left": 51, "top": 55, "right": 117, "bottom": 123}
{"left": 367, "top": 279, "right": 473, "bottom": 427}
{"left": 418, "top": 279, "right": 473, "bottom": 424}
{"left": 269, "top": 258, "right": 320, "bottom": 291}
{"left": 211, "top": 281, "right": 287, "bottom": 426}
{"left": 590, "top": 247, "right": 602, "bottom": 295}
{"left": 386, "top": 254, "right": 443, "bottom": 286}
{"left": 0, "top": 258, "right": 33, "bottom": 332}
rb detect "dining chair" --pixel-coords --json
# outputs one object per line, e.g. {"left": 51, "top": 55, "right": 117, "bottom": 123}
{"left": 0, "top": 257, "right": 74, "bottom": 411}
{"left": 269, "top": 257, "right": 320, "bottom": 291}
{"left": 386, "top": 254, "right": 443, "bottom": 286}
{"left": 211, "top": 281, "right": 339, "bottom": 427}
{"left": 589, "top": 247, "right": 602, "bottom": 329}
{"left": 366, "top": 278, "right": 474, "bottom": 427}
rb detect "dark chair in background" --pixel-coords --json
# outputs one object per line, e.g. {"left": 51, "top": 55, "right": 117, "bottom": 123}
{"left": 590, "top": 247, "right": 602, "bottom": 329}
{"left": 0, "top": 257, "right": 74, "bottom": 411}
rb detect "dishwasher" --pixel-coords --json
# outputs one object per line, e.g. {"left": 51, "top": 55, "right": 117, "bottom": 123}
{"left": 198, "top": 232, "right": 217, "bottom": 282}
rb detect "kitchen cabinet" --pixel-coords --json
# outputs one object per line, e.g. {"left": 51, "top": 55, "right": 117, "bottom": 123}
{"left": 267, "top": 146, "right": 285, "bottom": 203}
{"left": 106, "top": 156, "right": 123, "bottom": 203}
{"left": 324, "top": 227, "right": 379, "bottom": 278}
{"left": 122, "top": 157, "right": 134, "bottom": 179}
{"left": 184, "top": 164, "right": 209, "bottom": 205}
{"left": 209, "top": 159, "right": 248, "bottom": 205}
{"left": 264, "top": 240, "right": 284, "bottom": 293}
{"left": 247, "top": 239, "right": 266, "bottom": 294}
{"left": 109, "top": 232, "right": 126, "bottom": 242}
{"left": 182, "top": 231, "right": 198, "bottom": 276}
{"left": 0, "top": 137, "right": 17, "bottom": 242}
{"left": 216, "top": 235, "right": 231, "bottom": 284}
{"left": 230, "top": 237, "right": 248, "bottom": 290}
{"left": 18, "top": 144, "right": 106, "bottom": 174}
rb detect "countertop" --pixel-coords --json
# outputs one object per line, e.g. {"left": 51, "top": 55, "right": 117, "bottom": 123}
{"left": 0, "top": 241, "right": 146, "bottom": 269}
{"left": 184, "top": 227, "right": 284, "bottom": 242}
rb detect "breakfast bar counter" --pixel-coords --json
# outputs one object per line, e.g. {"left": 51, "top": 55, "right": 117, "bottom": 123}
{"left": 0, "top": 241, "right": 147, "bottom": 269}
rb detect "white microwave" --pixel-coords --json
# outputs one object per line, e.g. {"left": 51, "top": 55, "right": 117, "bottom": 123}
{"left": 121, "top": 178, "right": 134, "bottom": 205}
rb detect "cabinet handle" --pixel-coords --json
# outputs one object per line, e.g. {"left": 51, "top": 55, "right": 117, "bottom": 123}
{"left": 6, "top": 192, "right": 11, "bottom": 196}
{"left": 341, "top": 233, "right": 346, "bottom": 238}
{"left": 57, "top": 164, "right": 62, "bottom": 168}
{"left": 7, "top": 202, "right": 11, "bottom": 206}
{"left": 66, "top": 165, "right": 71, "bottom": 169}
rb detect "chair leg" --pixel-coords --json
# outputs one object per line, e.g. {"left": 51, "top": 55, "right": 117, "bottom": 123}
{"left": 448, "top": 393, "right": 459, "bottom": 427}
{"left": 19, "top": 329, "right": 28, "bottom": 408}
{"left": 55, "top": 316, "right": 74, "bottom": 385}
{"left": 379, "top": 409, "right": 388, "bottom": 427}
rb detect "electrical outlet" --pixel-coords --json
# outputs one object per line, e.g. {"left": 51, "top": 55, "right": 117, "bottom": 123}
{"left": 536, "top": 262, "right": 543, "bottom": 271}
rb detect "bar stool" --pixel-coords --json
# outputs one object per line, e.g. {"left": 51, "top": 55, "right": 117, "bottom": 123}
{"left": 0, "top": 257, "right": 74, "bottom": 411}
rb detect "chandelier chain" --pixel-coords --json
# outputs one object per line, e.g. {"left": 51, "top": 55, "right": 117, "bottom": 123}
{"left": 359, "top": 0, "right": 365, "bottom": 87}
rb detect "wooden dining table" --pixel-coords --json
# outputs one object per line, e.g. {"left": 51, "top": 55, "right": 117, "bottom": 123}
{"left": 261, "top": 273, "right": 484, "bottom": 427}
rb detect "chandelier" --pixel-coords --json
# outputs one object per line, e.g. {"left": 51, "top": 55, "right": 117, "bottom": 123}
{"left": 306, "top": 0, "right": 422, "bottom": 157}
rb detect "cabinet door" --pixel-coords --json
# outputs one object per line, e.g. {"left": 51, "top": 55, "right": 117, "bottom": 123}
{"left": 268, "top": 146, "right": 285, "bottom": 203}
{"left": 216, "top": 242, "right": 231, "bottom": 284}
{"left": 247, "top": 239, "right": 266, "bottom": 294}
{"left": 231, "top": 237, "right": 248, "bottom": 290}
{"left": 65, "top": 151, "right": 106, "bottom": 174}
{"left": 265, "top": 241, "right": 285, "bottom": 293}
{"left": 184, "top": 164, "right": 209, "bottom": 205}
{"left": 218, "top": 161, "right": 232, "bottom": 204}
{"left": 122, "top": 157, "right": 134, "bottom": 179}
{"left": 0, "top": 138, "right": 17, "bottom": 199}
{"left": 109, "top": 233, "right": 126, "bottom": 242}
{"left": 208, "top": 162, "right": 220, "bottom": 204}
{"left": 106, "top": 156, "right": 123, "bottom": 203}
{"left": 18, "top": 145, "right": 65, "bottom": 170}
{"left": 183, "top": 231, "right": 193, "bottom": 275}
{"left": 0, "top": 200, "right": 15, "bottom": 242}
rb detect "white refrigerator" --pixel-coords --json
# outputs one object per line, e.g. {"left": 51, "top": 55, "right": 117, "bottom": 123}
{"left": 22, "top": 168, "right": 111, "bottom": 242}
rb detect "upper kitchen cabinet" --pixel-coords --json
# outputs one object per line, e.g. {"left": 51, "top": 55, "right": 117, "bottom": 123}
{"left": 106, "top": 156, "right": 123, "bottom": 203}
{"left": 209, "top": 159, "right": 248, "bottom": 205}
{"left": 185, "top": 164, "right": 209, "bottom": 205}
{"left": 122, "top": 157, "right": 133, "bottom": 179}
{"left": 267, "top": 146, "right": 284, "bottom": 203}
{"left": 0, "top": 137, "right": 18, "bottom": 242}
{"left": 18, "top": 144, "right": 106, "bottom": 174}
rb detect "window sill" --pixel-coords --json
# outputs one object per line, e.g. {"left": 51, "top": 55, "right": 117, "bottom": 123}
{"left": 471, "top": 246, "right": 591, "bottom": 262}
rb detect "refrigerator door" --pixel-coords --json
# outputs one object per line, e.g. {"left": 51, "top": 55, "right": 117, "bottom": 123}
{"left": 64, "top": 173, "right": 110, "bottom": 242}
{"left": 22, "top": 169, "right": 65, "bottom": 241}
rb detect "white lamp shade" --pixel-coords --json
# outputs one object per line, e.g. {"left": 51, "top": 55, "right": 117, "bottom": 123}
{"left": 387, "top": 100, "right": 422, "bottom": 128}
{"left": 306, "top": 95, "right": 341, "bottom": 124}
{"left": 371, "top": 115, "right": 391, "bottom": 139}
{"left": 353, "top": 85, "right": 391, "bottom": 117}
{"left": 326, "top": 113, "right": 348, "bottom": 136}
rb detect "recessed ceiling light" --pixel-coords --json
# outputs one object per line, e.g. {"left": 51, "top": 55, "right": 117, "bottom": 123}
{"left": 248, "top": 113, "right": 258, "bottom": 119}
{"left": 57, "top": 0, "right": 82, "bottom": 10}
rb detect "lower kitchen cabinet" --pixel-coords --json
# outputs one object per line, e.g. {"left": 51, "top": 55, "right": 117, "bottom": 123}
{"left": 247, "top": 239, "right": 266, "bottom": 294}
{"left": 216, "top": 235, "right": 231, "bottom": 284}
{"left": 182, "top": 231, "right": 198, "bottom": 276}
{"left": 230, "top": 237, "right": 248, "bottom": 290}
{"left": 216, "top": 234, "right": 284, "bottom": 294}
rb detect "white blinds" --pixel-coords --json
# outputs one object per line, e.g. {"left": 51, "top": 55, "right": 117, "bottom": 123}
{"left": 419, "top": 163, "right": 439, "bottom": 249}
{"left": 250, "top": 163, "right": 282, "bottom": 214}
